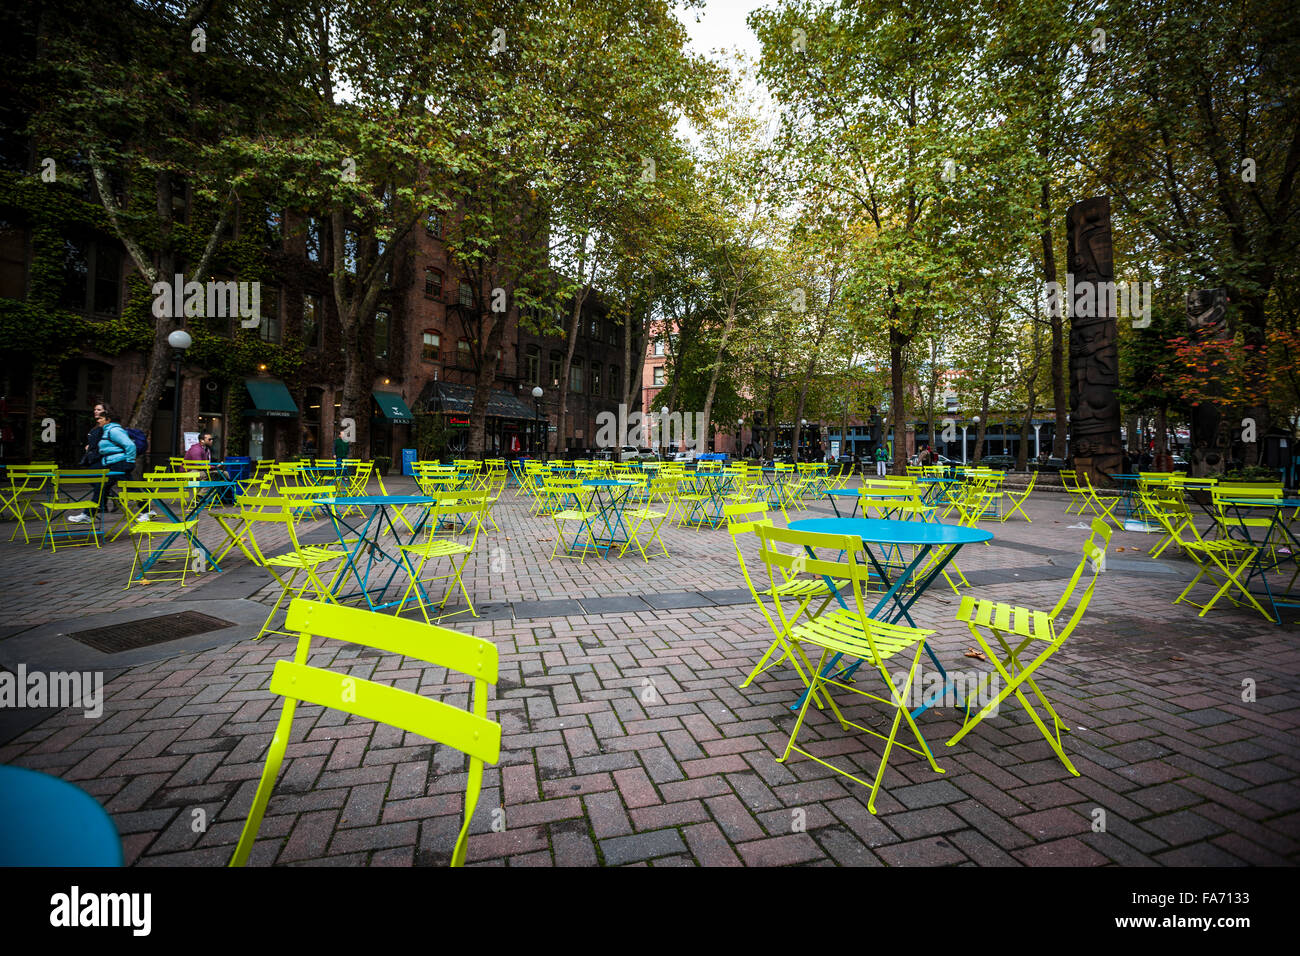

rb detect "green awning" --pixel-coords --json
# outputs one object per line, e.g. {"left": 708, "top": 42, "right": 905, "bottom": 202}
{"left": 372, "top": 390, "right": 414, "bottom": 425}
{"left": 243, "top": 379, "right": 298, "bottom": 418}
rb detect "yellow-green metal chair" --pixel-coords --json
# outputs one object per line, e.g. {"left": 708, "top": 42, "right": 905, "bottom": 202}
{"left": 229, "top": 599, "right": 500, "bottom": 867}
{"left": 755, "top": 522, "right": 945, "bottom": 813}
{"left": 946, "top": 517, "right": 1112, "bottom": 775}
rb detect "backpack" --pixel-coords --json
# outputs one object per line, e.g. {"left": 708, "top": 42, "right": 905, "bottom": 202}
{"left": 125, "top": 427, "right": 149, "bottom": 457}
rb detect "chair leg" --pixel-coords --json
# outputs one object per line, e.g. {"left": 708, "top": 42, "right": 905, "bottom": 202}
{"left": 229, "top": 697, "right": 299, "bottom": 866}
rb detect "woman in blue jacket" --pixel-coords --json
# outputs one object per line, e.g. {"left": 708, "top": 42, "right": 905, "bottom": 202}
{"left": 96, "top": 407, "right": 136, "bottom": 513}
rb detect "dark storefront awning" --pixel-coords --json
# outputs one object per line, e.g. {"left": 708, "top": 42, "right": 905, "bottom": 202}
{"left": 420, "top": 381, "right": 538, "bottom": 420}
{"left": 244, "top": 378, "right": 298, "bottom": 418}
{"left": 372, "top": 390, "right": 414, "bottom": 425}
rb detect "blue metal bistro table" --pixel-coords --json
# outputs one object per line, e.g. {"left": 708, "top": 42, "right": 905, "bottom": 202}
{"left": 134, "top": 479, "right": 238, "bottom": 578}
{"left": 579, "top": 479, "right": 641, "bottom": 556}
{"left": 1219, "top": 498, "right": 1300, "bottom": 624}
{"left": 315, "top": 495, "right": 434, "bottom": 612}
{"left": 0, "top": 765, "right": 122, "bottom": 866}
{"left": 787, "top": 517, "right": 992, "bottom": 717}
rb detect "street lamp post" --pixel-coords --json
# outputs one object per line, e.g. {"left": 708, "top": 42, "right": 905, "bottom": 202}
{"left": 971, "top": 415, "right": 981, "bottom": 463}
{"left": 167, "top": 329, "right": 192, "bottom": 463}
{"left": 660, "top": 405, "right": 669, "bottom": 457}
{"left": 531, "top": 386, "right": 544, "bottom": 461}
{"left": 737, "top": 418, "right": 744, "bottom": 459}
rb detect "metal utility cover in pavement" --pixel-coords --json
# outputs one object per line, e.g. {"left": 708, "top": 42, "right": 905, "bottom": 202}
{"left": 67, "top": 611, "right": 235, "bottom": 654}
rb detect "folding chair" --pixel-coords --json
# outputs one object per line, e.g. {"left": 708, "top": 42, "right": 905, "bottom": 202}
{"left": 2, "top": 464, "right": 55, "bottom": 543}
{"left": 621, "top": 479, "right": 672, "bottom": 562}
{"left": 229, "top": 599, "right": 500, "bottom": 867}
{"left": 1166, "top": 497, "right": 1271, "bottom": 620}
{"left": 1000, "top": 470, "right": 1036, "bottom": 522}
{"left": 239, "top": 500, "right": 348, "bottom": 641}
{"left": 397, "top": 489, "right": 486, "bottom": 623}
{"left": 1079, "top": 472, "right": 1121, "bottom": 529}
{"left": 725, "top": 503, "right": 839, "bottom": 697}
{"left": 755, "top": 523, "right": 945, "bottom": 813}
{"left": 946, "top": 517, "right": 1112, "bottom": 776}
{"left": 549, "top": 479, "right": 602, "bottom": 562}
{"left": 39, "top": 470, "right": 108, "bottom": 552}
{"left": 1059, "top": 468, "right": 1091, "bottom": 516}
{"left": 1137, "top": 487, "right": 1195, "bottom": 559}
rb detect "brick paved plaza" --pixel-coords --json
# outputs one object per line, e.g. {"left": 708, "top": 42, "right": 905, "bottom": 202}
{"left": 1, "top": 477, "right": 1297, "bottom": 867}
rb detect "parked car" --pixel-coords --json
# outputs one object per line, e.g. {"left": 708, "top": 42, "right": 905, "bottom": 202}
{"left": 597, "top": 445, "right": 653, "bottom": 462}
{"left": 977, "top": 454, "right": 1018, "bottom": 470}
{"left": 669, "top": 450, "right": 698, "bottom": 462}
{"left": 1030, "top": 457, "right": 1069, "bottom": 473}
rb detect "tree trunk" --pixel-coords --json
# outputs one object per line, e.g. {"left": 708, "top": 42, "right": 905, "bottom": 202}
{"left": 339, "top": 318, "right": 369, "bottom": 456}
{"left": 1041, "top": 178, "right": 1067, "bottom": 458}
{"left": 974, "top": 385, "right": 991, "bottom": 462}
{"left": 467, "top": 309, "right": 504, "bottom": 460}
{"left": 699, "top": 299, "right": 737, "bottom": 455}
{"left": 554, "top": 288, "right": 587, "bottom": 458}
{"left": 889, "top": 326, "right": 908, "bottom": 473}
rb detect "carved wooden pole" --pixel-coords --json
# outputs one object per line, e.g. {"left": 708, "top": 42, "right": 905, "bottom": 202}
{"left": 1066, "top": 197, "right": 1123, "bottom": 483}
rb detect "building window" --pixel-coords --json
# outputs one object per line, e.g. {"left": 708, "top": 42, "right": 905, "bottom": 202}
{"left": 589, "top": 318, "right": 599, "bottom": 338}
{"left": 305, "top": 217, "right": 321, "bottom": 262}
{"left": 374, "top": 309, "right": 390, "bottom": 360}
{"left": 549, "top": 350, "right": 562, "bottom": 386}
{"left": 608, "top": 321, "right": 618, "bottom": 346}
{"left": 92, "top": 243, "right": 121, "bottom": 315}
{"left": 653, "top": 366, "right": 664, "bottom": 386}
{"left": 525, "top": 344, "right": 540, "bottom": 384}
{"left": 424, "top": 267, "right": 442, "bottom": 297}
{"left": 258, "top": 287, "right": 282, "bottom": 344}
{"left": 570, "top": 357, "right": 584, "bottom": 393}
{"left": 610, "top": 365, "right": 620, "bottom": 398}
{"left": 653, "top": 339, "right": 665, "bottom": 357}
{"left": 59, "top": 239, "right": 121, "bottom": 316}
{"left": 458, "top": 282, "right": 474, "bottom": 308}
{"left": 303, "top": 386, "right": 323, "bottom": 457}
{"left": 590, "top": 362, "right": 601, "bottom": 396}
{"left": 425, "top": 210, "right": 442, "bottom": 237}
{"left": 302, "top": 293, "right": 322, "bottom": 348}
{"left": 457, "top": 338, "right": 472, "bottom": 368}
{"left": 422, "top": 330, "right": 440, "bottom": 362}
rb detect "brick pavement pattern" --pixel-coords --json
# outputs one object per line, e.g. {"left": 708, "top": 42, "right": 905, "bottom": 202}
{"left": 1, "top": 475, "right": 1297, "bottom": 866}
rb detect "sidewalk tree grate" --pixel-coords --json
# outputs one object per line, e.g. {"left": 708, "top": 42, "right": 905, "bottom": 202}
{"left": 67, "top": 611, "right": 235, "bottom": 654}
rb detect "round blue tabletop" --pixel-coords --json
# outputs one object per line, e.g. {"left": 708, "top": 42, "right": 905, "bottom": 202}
{"left": 918, "top": 476, "right": 957, "bottom": 483}
{"left": 314, "top": 495, "right": 435, "bottom": 506}
{"left": 583, "top": 479, "right": 639, "bottom": 487}
{"left": 0, "top": 765, "right": 122, "bottom": 866}
{"left": 789, "top": 517, "right": 993, "bottom": 545}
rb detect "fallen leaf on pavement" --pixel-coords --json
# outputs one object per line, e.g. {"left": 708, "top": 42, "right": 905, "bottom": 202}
{"left": 964, "top": 648, "right": 986, "bottom": 660}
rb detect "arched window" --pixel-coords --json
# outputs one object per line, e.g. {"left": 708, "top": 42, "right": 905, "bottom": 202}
{"left": 525, "top": 344, "right": 540, "bottom": 384}
{"left": 422, "top": 329, "right": 441, "bottom": 362}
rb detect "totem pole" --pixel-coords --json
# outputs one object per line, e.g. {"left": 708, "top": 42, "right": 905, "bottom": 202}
{"left": 1185, "top": 289, "right": 1231, "bottom": 477}
{"left": 1067, "top": 197, "right": 1124, "bottom": 482}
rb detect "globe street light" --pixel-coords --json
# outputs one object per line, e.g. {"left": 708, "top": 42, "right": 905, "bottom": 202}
{"left": 531, "top": 385, "right": 544, "bottom": 461}
{"left": 660, "top": 406, "right": 669, "bottom": 457}
{"left": 167, "top": 328, "right": 193, "bottom": 461}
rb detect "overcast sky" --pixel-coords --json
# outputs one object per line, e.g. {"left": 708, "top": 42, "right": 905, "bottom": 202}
{"left": 674, "top": 0, "right": 765, "bottom": 62}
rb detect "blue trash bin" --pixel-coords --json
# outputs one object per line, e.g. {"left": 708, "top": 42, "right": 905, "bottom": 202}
{"left": 401, "top": 448, "right": 419, "bottom": 477}
{"left": 222, "top": 456, "right": 252, "bottom": 482}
